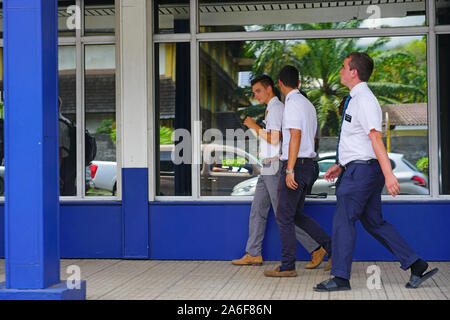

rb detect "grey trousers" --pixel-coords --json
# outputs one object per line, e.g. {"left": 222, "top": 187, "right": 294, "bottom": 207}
{"left": 245, "top": 162, "right": 319, "bottom": 256}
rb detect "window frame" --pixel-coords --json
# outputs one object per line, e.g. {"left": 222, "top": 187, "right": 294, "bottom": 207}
{"left": 60, "top": 0, "right": 119, "bottom": 201}
{"left": 151, "top": 0, "right": 450, "bottom": 202}
{"left": 0, "top": 0, "right": 118, "bottom": 202}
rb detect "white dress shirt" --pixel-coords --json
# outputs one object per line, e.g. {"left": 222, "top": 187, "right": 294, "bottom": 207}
{"left": 338, "top": 82, "right": 382, "bottom": 166}
{"left": 280, "top": 89, "right": 317, "bottom": 161}
{"left": 259, "top": 96, "right": 284, "bottom": 160}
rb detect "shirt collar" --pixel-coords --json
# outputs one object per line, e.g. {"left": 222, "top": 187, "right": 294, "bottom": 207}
{"left": 285, "top": 89, "right": 300, "bottom": 101}
{"left": 349, "top": 81, "right": 368, "bottom": 98}
{"left": 267, "top": 96, "right": 279, "bottom": 108}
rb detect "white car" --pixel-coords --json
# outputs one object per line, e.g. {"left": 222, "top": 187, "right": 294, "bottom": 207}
{"left": 89, "top": 144, "right": 262, "bottom": 196}
{"left": 231, "top": 152, "right": 429, "bottom": 196}
{"left": 90, "top": 160, "right": 118, "bottom": 194}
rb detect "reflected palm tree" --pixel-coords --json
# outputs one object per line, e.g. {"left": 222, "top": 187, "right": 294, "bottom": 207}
{"left": 243, "top": 22, "right": 426, "bottom": 136}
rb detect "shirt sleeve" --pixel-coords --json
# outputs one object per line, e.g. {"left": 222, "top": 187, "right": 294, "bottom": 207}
{"left": 357, "top": 95, "right": 382, "bottom": 135}
{"left": 283, "top": 101, "right": 304, "bottom": 131}
{"left": 266, "top": 104, "right": 283, "bottom": 131}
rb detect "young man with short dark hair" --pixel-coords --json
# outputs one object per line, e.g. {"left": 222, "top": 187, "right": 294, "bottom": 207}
{"left": 264, "top": 66, "right": 332, "bottom": 277}
{"left": 232, "top": 75, "right": 327, "bottom": 269}
{"left": 314, "top": 52, "right": 438, "bottom": 292}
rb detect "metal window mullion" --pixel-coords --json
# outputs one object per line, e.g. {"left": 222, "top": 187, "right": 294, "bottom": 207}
{"left": 80, "top": 35, "right": 116, "bottom": 44}
{"left": 75, "top": 0, "right": 84, "bottom": 198}
{"left": 148, "top": 1, "right": 156, "bottom": 202}
{"left": 58, "top": 37, "right": 77, "bottom": 45}
{"left": 191, "top": 0, "right": 200, "bottom": 199}
{"left": 153, "top": 34, "right": 192, "bottom": 42}
{"left": 427, "top": 0, "right": 440, "bottom": 198}
{"left": 435, "top": 25, "right": 450, "bottom": 34}
{"left": 194, "top": 26, "right": 429, "bottom": 42}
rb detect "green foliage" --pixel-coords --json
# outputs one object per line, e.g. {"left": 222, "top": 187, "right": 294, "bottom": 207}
{"left": 96, "top": 119, "right": 116, "bottom": 143}
{"left": 243, "top": 23, "right": 427, "bottom": 136}
{"left": 416, "top": 157, "right": 429, "bottom": 176}
{"left": 160, "top": 126, "right": 174, "bottom": 145}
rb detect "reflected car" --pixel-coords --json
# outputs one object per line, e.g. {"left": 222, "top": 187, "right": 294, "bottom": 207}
{"left": 231, "top": 152, "right": 429, "bottom": 196}
{"left": 90, "top": 144, "right": 262, "bottom": 196}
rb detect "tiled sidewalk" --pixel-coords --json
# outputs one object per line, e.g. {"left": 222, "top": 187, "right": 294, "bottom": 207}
{"left": 0, "top": 259, "right": 448, "bottom": 300}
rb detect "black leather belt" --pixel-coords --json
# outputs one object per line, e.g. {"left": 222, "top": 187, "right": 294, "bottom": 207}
{"left": 343, "top": 159, "right": 378, "bottom": 169}
{"left": 281, "top": 158, "right": 313, "bottom": 165}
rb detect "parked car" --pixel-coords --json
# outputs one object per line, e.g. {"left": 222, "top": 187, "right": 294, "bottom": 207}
{"left": 231, "top": 152, "right": 429, "bottom": 196}
{"left": 90, "top": 144, "right": 262, "bottom": 196}
{"left": 89, "top": 160, "right": 117, "bottom": 195}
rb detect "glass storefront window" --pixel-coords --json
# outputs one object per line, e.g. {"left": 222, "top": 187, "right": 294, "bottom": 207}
{"left": 84, "top": 0, "right": 115, "bottom": 35}
{"left": 438, "top": 34, "right": 450, "bottom": 194}
{"left": 59, "top": 45, "right": 78, "bottom": 196}
{"left": 85, "top": 44, "right": 117, "bottom": 196}
{"left": 155, "top": 42, "right": 192, "bottom": 196}
{"left": 154, "top": 0, "right": 190, "bottom": 34}
{"left": 200, "top": 36, "right": 429, "bottom": 196}
{"left": 58, "top": 0, "right": 77, "bottom": 37}
{"left": 199, "top": 0, "right": 426, "bottom": 33}
{"left": 436, "top": 0, "right": 450, "bottom": 25}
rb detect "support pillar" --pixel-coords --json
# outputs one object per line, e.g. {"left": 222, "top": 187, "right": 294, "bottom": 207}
{"left": 118, "top": 0, "right": 150, "bottom": 258}
{"left": 0, "top": 0, "right": 85, "bottom": 299}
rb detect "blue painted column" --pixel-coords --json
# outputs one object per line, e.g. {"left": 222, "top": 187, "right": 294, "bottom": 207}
{"left": 0, "top": 0, "right": 85, "bottom": 299}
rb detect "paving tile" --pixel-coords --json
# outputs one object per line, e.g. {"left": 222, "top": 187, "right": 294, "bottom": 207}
{"left": 0, "top": 259, "right": 448, "bottom": 300}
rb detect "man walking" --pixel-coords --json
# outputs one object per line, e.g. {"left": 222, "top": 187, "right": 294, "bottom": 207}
{"left": 314, "top": 52, "right": 438, "bottom": 291}
{"left": 264, "top": 66, "right": 332, "bottom": 277}
{"left": 232, "top": 75, "right": 329, "bottom": 270}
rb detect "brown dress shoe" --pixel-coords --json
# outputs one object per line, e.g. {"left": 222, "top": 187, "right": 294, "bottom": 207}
{"left": 232, "top": 253, "right": 263, "bottom": 266}
{"left": 324, "top": 257, "right": 332, "bottom": 271}
{"left": 305, "top": 247, "right": 327, "bottom": 269}
{"left": 264, "top": 266, "right": 297, "bottom": 277}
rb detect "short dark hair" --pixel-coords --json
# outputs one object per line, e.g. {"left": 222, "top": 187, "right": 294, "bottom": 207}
{"left": 251, "top": 74, "right": 281, "bottom": 99}
{"left": 278, "top": 65, "right": 299, "bottom": 89}
{"left": 346, "top": 52, "right": 374, "bottom": 82}
{"left": 251, "top": 74, "right": 275, "bottom": 90}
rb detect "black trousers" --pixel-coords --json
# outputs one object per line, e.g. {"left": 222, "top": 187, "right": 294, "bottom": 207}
{"left": 276, "top": 159, "right": 332, "bottom": 271}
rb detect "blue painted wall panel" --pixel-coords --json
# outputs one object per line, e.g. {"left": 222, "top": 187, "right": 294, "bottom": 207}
{"left": 149, "top": 202, "right": 450, "bottom": 261}
{"left": 59, "top": 203, "right": 122, "bottom": 258}
{"left": 122, "top": 168, "right": 149, "bottom": 259}
{"left": 0, "top": 202, "right": 449, "bottom": 260}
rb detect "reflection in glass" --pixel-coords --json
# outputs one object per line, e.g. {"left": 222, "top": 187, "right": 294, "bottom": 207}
{"left": 200, "top": 36, "right": 429, "bottom": 196}
{"left": 58, "top": 0, "right": 77, "bottom": 37}
{"left": 438, "top": 34, "right": 450, "bottom": 194}
{"left": 155, "top": 43, "right": 191, "bottom": 196}
{"left": 85, "top": 45, "right": 116, "bottom": 196}
{"left": 58, "top": 46, "right": 77, "bottom": 196}
{"left": 437, "top": 0, "right": 450, "bottom": 25}
{"left": 154, "top": 0, "right": 190, "bottom": 34}
{"left": 84, "top": 0, "right": 115, "bottom": 35}
{"left": 199, "top": 0, "right": 426, "bottom": 33}
{"left": 0, "top": 48, "right": 3, "bottom": 196}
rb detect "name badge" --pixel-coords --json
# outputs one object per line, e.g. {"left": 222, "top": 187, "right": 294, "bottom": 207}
{"left": 345, "top": 113, "right": 352, "bottom": 123}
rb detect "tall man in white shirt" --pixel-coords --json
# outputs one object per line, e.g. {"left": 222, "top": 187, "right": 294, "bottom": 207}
{"left": 264, "top": 66, "right": 332, "bottom": 277}
{"left": 232, "top": 75, "right": 327, "bottom": 269}
{"left": 314, "top": 52, "right": 438, "bottom": 292}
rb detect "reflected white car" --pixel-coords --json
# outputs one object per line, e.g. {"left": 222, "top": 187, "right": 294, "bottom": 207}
{"left": 231, "top": 152, "right": 429, "bottom": 196}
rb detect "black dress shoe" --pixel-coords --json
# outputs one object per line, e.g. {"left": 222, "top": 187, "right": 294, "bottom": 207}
{"left": 406, "top": 267, "right": 439, "bottom": 289}
{"left": 313, "top": 278, "right": 351, "bottom": 292}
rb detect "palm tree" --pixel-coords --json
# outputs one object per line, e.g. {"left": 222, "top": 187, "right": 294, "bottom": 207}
{"left": 243, "top": 22, "right": 426, "bottom": 136}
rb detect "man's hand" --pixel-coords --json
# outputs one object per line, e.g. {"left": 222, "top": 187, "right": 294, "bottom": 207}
{"left": 368, "top": 129, "right": 401, "bottom": 198}
{"left": 324, "top": 164, "right": 342, "bottom": 182}
{"left": 243, "top": 116, "right": 257, "bottom": 130}
{"left": 286, "top": 172, "right": 298, "bottom": 190}
{"left": 385, "top": 172, "right": 401, "bottom": 197}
